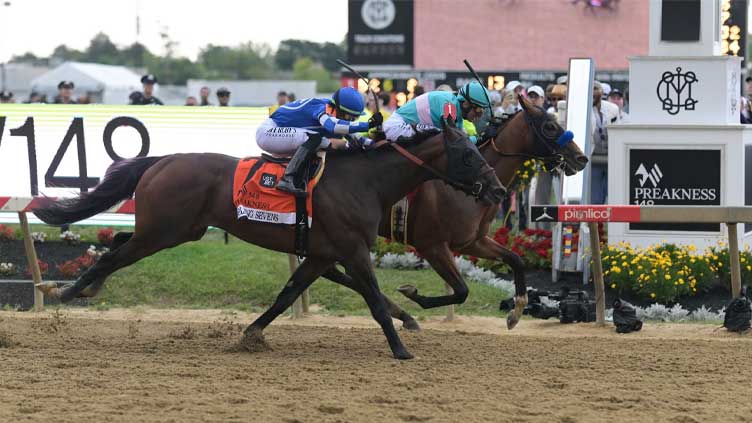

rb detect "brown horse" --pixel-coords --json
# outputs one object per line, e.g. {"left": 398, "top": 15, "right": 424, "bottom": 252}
{"left": 321, "top": 95, "right": 588, "bottom": 330}
{"left": 33, "top": 122, "right": 504, "bottom": 360}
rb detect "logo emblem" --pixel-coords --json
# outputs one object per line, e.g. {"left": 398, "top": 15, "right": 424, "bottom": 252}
{"left": 634, "top": 163, "right": 663, "bottom": 188}
{"left": 361, "top": 0, "right": 396, "bottom": 30}
{"left": 656, "top": 67, "right": 698, "bottom": 115}
{"left": 260, "top": 173, "right": 277, "bottom": 188}
{"left": 531, "top": 206, "right": 557, "bottom": 222}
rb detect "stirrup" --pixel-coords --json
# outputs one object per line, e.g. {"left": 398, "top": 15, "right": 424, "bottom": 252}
{"left": 277, "top": 177, "right": 307, "bottom": 198}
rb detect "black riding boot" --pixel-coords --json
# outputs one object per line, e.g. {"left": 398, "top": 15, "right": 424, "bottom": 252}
{"left": 276, "top": 133, "right": 322, "bottom": 197}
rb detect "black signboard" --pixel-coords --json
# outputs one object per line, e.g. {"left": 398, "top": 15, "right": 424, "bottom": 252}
{"left": 661, "top": 0, "right": 701, "bottom": 41}
{"left": 629, "top": 148, "right": 721, "bottom": 232}
{"left": 347, "top": 0, "right": 414, "bottom": 66}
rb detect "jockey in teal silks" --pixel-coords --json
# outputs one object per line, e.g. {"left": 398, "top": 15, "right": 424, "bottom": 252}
{"left": 382, "top": 81, "right": 490, "bottom": 143}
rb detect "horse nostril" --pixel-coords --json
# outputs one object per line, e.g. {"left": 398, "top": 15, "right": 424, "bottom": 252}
{"left": 577, "top": 155, "right": 589, "bottom": 165}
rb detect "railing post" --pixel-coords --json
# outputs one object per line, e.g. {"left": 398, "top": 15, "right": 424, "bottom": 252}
{"left": 288, "top": 254, "right": 304, "bottom": 319}
{"left": 17, "top": 212, "right": 44, "bottom": 311}
{"left": 587, "top": 222, "right": 606, "bottom": 326}
{"left": 444, "top": 282, "right": 455, "bottom": 321}
{"left": 727, "top": 223, "right": 742, "bottom": 298}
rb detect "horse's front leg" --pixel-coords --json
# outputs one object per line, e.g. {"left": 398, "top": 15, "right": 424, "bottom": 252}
{"left": 396, "top": 243, "right": 470, "bottom": 309}
{"left": 461, "top": 236, "right": 527, "bottom": 330}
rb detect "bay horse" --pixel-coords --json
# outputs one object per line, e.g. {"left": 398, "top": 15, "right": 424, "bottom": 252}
{"left": 306, "top": 95, "right": 588, "bottom": 330}
{"left": 33, "top": 121, "right": 503, "bottom": 360}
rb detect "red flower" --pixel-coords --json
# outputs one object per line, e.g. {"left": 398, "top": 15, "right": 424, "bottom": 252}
{"left": 97, "top": 228, "right": 114, "bottom": 246}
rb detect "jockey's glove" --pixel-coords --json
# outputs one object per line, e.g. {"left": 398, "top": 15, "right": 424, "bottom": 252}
{"left": 368, "top": 112, "right": 384, "bottom": 128}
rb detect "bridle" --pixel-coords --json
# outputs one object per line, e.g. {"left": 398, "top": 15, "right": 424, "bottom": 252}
{"left": 478, "top": 108, "right": 572, "bottom": 172}
{"left": 374, "top": 137, "right": 498, "bottom": 198}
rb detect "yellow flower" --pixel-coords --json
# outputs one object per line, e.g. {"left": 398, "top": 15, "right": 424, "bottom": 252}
{"left": 611, "top": 266, "right": 622, "bottom": 274}
{"left": 622, "top": 261, "right": 628, "bottom": 267}
{"left": 629, "top": 271, "right": 634, "bottom": 276}
{"left": 664, "top": 274, "right": 671, "bottom": 280}
{"left": 678, "top": 278, "right": 684, "bottom": 285}
{"left": 650, "top": 293, "right": 656, "bottom": 298}
{"left": 610, "top": 283, "right": 616, "bottom": 289}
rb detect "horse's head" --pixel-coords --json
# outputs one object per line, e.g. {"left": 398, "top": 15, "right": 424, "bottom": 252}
{"left": 436, "top": 118, "right": 505, "bottom": 205}
{"left": 503, "top": 95, "right": 588, "bottom": 176}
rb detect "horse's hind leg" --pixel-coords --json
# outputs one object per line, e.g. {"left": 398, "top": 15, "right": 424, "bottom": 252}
{"left": 396, "top": 243, "right": 470, "bottom": 309}
{"left": 40, "top": 227, "right": 205, "bottom": 302}
{"left": 238, "top": 257, "right": 333, "bottom": 350}
{"left": 78, "top": 231, "right": 133, "bottom": 297}
{"left": 322, "top": 267, "right": 421, "bottom": 331}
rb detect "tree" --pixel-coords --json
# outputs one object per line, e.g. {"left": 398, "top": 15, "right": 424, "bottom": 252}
{"left": 83, "top": 33, "right": 120, "bottom": 64}
{"left": 198, "top": 43, "right": 273, "bottom": 80}
{"left": 276, "top": 39, "right": 346, "bottom": 72}
{"left": 10, "top": 52, "right": 48, "bottom": 66}
{"left": 292, "top": 57, "right": 339, "bottom": 92}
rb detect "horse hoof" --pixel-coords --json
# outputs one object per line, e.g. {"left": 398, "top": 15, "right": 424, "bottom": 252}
{"left": 403, "top": 319, "right": 421, "bottom": 331}
{"left": 35, "top": 282, "right": 66, "bottom": 299}
{"left": 506, "top": 312, "right": 520, "bottom": 330}
{"left": 232, "top": 330, "right": 272, "bottom": 353}
{"left": 397, "top": 285, "right": 418, "bottom": 298}
{"left": 393, "top": 349, "right": 415, "bottom": 360}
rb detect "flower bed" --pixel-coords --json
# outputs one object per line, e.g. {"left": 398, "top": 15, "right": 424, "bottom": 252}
{"left": 0, "top": 228, "right": 112, "bottom": 281}
{"left": 602, "top": 242, "right": 749, "bottom": 304}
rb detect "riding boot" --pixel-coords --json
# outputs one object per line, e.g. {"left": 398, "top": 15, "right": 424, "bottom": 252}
{"left": 276, "top": 133, "right": 322, "bottom": 197}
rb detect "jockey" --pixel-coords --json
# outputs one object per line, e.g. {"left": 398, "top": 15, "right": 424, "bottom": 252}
{"left": 382, "top": 81, "right": 490, "bottom": 143}
{"left": 256, "top": 87, "right": 382, "bottom": 197}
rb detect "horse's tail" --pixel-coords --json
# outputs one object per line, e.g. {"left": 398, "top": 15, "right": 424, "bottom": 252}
{"left": 33, "top": 156, "right": 165, "bottom": 226}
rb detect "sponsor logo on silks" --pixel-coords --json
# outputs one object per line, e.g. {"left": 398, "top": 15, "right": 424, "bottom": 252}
{"left": 634, "top": 163, "right": 663, "bottom": 188}
{"left": 260, "top": 173, "right": 277, "bottom": 188}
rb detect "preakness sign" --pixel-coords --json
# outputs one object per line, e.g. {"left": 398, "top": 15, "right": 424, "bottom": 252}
{"left": 0, "top": 105, "right": 267, "bottom": 199}
{"left": 628, "top": 148, "right": 721, "bottom": 232}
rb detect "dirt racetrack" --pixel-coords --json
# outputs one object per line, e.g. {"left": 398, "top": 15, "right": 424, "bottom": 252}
{"left": 1, "top": 309, "right": 752, "bottom": 423}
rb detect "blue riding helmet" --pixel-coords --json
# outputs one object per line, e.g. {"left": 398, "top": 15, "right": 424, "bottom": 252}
{"left": 331, "top": 87, "right": 366, "bottom": 116}
{"left": 457, "top": 81, "right": 491, "bottom": 109}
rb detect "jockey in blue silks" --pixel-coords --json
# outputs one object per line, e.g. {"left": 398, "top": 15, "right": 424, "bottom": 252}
{"left": 256, "top": 87, "right": 382, "bottom": 197}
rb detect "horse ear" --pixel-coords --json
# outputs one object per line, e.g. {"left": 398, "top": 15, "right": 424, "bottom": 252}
{"left": 518, "top": 94, "right": 542, "bottom": 116}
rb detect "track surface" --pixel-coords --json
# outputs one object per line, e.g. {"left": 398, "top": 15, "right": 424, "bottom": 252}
{"left": 1, "top": 309, "right": 752, "bottom": 423}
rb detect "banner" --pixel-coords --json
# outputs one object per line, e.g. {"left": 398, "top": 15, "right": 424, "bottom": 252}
{"left": 0, "top": 104, "right": 268, "bottom": 224}
{"left": 628, "top": 148, "right": 721, "bottom": 232}
{"left": 0, "top": 104, "right": 268, "bottom": 198}
{"left": 347, "top": 0, "right": 414, "bottom": 66}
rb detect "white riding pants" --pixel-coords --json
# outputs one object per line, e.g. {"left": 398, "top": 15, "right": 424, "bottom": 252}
{"left": 382, "top": 113, "right": 437, "bottom": 142}
{"left": 255, "top": 118, "right": 330, "bottom": 156}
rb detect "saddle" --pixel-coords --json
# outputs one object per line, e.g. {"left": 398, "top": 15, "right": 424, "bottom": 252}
{"left": 232, "top": 152, "right": 326, "bottom": 257}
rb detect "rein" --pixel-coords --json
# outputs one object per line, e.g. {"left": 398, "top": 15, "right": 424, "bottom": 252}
{"left": 374, "top": 140, "right": 494, "bottom": 196}
{"left": 477, "top": 110, "right": 568, "bottom": 171}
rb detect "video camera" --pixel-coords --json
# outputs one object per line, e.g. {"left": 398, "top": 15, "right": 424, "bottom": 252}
{"left": 500, "top": 287, "right": 597, "bottom": 324}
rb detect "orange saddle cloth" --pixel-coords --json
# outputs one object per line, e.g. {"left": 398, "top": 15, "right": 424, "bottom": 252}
{"left": 232, "top": 153, "right": 325, "bottom": 224}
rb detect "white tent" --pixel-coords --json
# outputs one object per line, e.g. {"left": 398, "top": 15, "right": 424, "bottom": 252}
{"left": 31, "top": 62, "right": 142, "bottom": 105}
